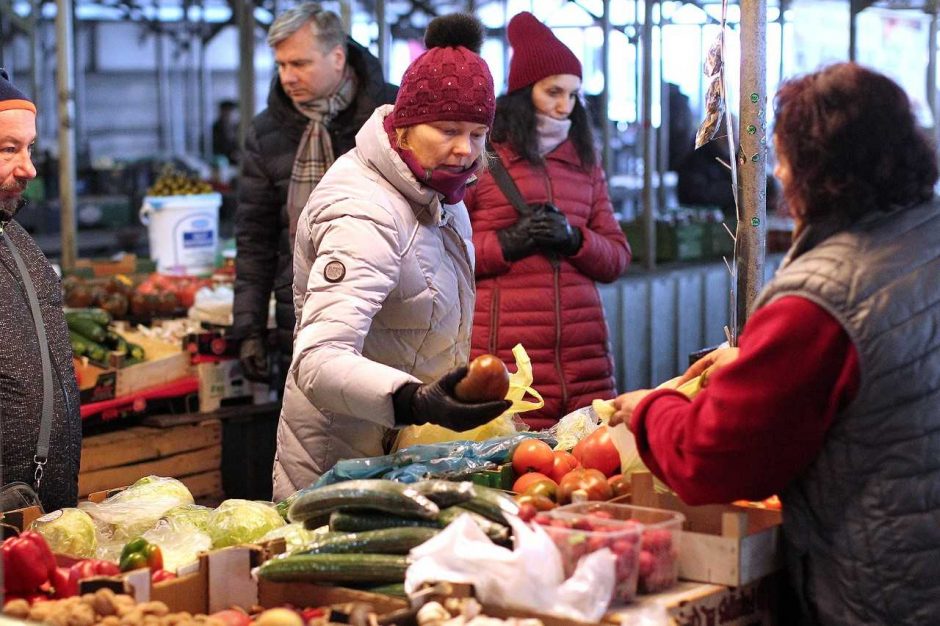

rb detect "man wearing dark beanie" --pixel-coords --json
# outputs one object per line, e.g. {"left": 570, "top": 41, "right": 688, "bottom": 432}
{"left": 0, "top": 70, "right": 82, "bottom": 512}
{"left": 464, "top": 12, "right": 631, "bottom": 428}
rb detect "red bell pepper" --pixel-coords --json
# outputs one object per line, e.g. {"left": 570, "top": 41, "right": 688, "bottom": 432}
{"left": 150, "top": 569, "right": 177, "bottom": 583}
{"left": 50, "top": 567, "right": 78, "bottom": 599}
{"left": 70, "top": 559, "right": 122, "bottom": 581}
{"left": 2, "top": 531, "right": 57, "bottom": 593}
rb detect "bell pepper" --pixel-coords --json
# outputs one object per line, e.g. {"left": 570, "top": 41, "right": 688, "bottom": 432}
{"left": 50, "top": 567, "right": 78, "bottom": 599}
{"left": 150, "top": 569, "right": 177, "bottom": 583}
{"left": 2, "top": 531, "right": 57, "bottom": 593}
{"left": 70, "top": 558, "right": 121, "bottom": 581}
{"left": 118, "top": 538, "right": 163, "bottom": 572}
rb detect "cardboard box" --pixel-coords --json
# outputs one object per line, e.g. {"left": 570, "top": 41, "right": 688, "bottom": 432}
{"left": 196, "top": 358, "right": 270, "bottom": 413}
{"left": 629, "top": 473, "right": 783, "bottom": 587}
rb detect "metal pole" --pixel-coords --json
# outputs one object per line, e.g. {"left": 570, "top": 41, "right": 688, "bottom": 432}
{"left": 236, "top": 0, "right": 255, "bottom": 146}
{"left": 657, "top": 7, "right": 668, "bottom": 210}
{"left": 734, "top": 0, "right": 767, "bottom": 338}
{"left": 641, "top": 0, "right": 656, "bottom": 269}
{"left": 376, "top": 0, "right": 389, "bottom": 80}
{"left": 155, "top": 31, "right": 171, "bottom": 152}
{"left": 928, "top": 0, "right": 939, "bottom": 151}
{"left": 779, "top": 0, "right": 787, "bottom": 83}
{"left": 29, "top": 0, "right": 39, "bottom": 129}
{"left": 55, "top": 0, "right": 77, "bottom": 270}
{"left": 849, "top": 0, "right": 858, "bottom": 62}
{"left": 601, "top": 0, "right": 612, "bottom": 179}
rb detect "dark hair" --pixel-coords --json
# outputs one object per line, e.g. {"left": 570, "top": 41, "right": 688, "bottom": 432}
{"left": 490, "top": 86, "right": 597, "bottom": 170}
{"left": 773, "top": 62, "right": 937, "bottom": 224}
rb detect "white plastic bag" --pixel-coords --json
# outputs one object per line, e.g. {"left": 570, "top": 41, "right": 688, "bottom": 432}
{"left": 405, "top": 514, "right": 615, "bottom": 622}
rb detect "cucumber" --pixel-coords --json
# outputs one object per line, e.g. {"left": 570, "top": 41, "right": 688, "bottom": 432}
{"left": 69, "top": 330, "right": 109, "bottom": 363}
{"left": 289, "top": 480, "right": 440, "bottom": 523}
{"left": 459, "top": 487, "right": 519, "bottom": 525}
{"left": 257, "top": 553, "right": 408, "bottom": 584}
{"left": 329, "top": 511, "right": 440, "bottom": 533}
{"left": 65, "top": 308, "right": 112, "bottom": 326}
{"left": 66, "top": 316, "right": 108, "bottom": 343}
{"left": 411, "top": 480, "right": 476, "bottom": 508}
{"left": 103, "top": 330, "right": 129, "bottom": 354}
{"left": 438, "top": 506, "right": 510, "bottom": 543}
{"left": 299, "top": 527, "right": 438, "bottom": 555}
{"left": 355, "top": 583, "right": 407, "bottom": 598}
{"left": 125, "top": 341, "right": 146, "bottom": 361}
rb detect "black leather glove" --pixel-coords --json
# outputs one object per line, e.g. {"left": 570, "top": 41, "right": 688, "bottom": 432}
{"left": 530, "top": 209, "right": 583, "bottom": 256}
{"left": 393, "top": 366, "right": 512, "bottom": 431}
{"left": 239, "top": 335, "right": 270, "bottom": 382}
{"left": 496, "top": 214, "right": 538, "bottom": 262}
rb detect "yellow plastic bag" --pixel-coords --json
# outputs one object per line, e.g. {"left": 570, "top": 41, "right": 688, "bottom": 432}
{"left": 393, "top": 344, "right": 544, "bottom": 450}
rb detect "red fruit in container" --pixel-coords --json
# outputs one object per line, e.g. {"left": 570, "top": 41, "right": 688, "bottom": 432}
{"left": 638, "top": 549, "right": 655, "bottom": 578}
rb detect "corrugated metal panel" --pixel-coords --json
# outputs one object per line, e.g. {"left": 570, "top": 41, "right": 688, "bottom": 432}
{"left": 602, "top": 255, "right": 783, "bottom": 391}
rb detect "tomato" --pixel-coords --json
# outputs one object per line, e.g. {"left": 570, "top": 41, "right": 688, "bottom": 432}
{"left": 523, "top": 479, "right": 558, "bottom": 501}
{"left": 556, "top": 468, "right": 613, "bottom": 504}
{"left": 455, "top": 354, "right": 510, "bottom": 402}
{"left": 512, "top": 472, "right": 554, "bottom": 494}
{"left": 211, "top": 609, "right": 253, "bottom": 626}
{"left": 511, "top": 439, "right": 555, "bottom": 475}
{"left": 549, "top": 450, "right": 580, "bottom": 483}
{"left": 576, "top": 427, "right": 621, "bottom": 477}
{"left": 608, "top": 473, "right": 631, "bottom": 498}
{"left": 516, "top": 494, "right": 556, "bottom": 511}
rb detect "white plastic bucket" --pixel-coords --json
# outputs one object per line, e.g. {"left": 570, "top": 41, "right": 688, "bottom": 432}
{"left": 140, "top": 192, "right": 222, "bottom": 275}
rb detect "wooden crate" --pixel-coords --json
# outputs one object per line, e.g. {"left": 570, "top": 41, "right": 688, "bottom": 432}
{"left": 630, "top": 473, "right": 783, "bottom": 587}
{"left": 79, "top": 420, "right": 223, "bottom": 501}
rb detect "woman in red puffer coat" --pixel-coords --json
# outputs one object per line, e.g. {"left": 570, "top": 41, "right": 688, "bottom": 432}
{"left": 464, "top": 11, "right": 631, "bottom": 429}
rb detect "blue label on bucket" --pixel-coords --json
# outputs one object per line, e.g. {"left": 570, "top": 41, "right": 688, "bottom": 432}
{"left": 183, "top": 230, "right": 215, "bottom": 248}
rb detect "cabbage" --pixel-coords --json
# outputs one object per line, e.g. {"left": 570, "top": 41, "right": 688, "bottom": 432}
{"left": 207, "top": 499, "right": 286, "bottom": 548}
{"left": 79, "top": 475, "right": 195, "bottom": 543}
{"left": 163, "top": 504, "right": 212, "bottom": 532}
{"left": 259, "top": 522, "right": 321, "bottom": 552}
{"left": 30, "top": 508, "right": 98, "bottom": 558}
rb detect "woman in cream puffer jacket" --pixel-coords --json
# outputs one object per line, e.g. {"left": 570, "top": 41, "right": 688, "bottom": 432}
{"left": 272, "top": 15, "right": 508, "bottom": 498}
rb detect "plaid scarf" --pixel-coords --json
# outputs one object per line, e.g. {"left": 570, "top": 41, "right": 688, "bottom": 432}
{"left": 287, "top": 64, "right": 358, "bottom": 244}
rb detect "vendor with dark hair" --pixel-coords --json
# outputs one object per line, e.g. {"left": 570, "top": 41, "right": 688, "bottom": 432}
{"left": 611, "top": 62, "right": 940, "bottom": 624}
{"left": 463, "top": 12, "right": 630, "bottom": 429}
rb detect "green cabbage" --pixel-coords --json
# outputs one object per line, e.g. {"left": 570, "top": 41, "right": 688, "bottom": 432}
{"left": 30, "top": 508, "right": 98, "bottom": 558}
{"left": 163, "top": 503, "right": 212, "bottom": 532}
{"left": 207, "top": 499, "right": 286, "bottom": 548}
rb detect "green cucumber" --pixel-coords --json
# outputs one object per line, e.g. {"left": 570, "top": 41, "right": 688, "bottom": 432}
{"left": 299, "top": 527, "right": 438, "bottom": 555}
{"left": 460, "top": 487, "right": 519, "bottom": 525}
{"left": 66, "top": 316, "right": 108, "bottom": 343}
{"left": 257, "top": 553, "right": 408, "bottom": 584}
{"left": 65, "top": 308, "right": 112, "bottom": 326}
{"left": 69, "top": 330, "right": 109, "bottom": 363}
{"left": 125, "top": 342, "right": 146, "bottom": 361}
{"left": 357, "top": 582, "right": 406, "bottom": 598}
{"left": 289, "top": 480, "right": 440, "bottom": 523}
{"left": 103, "top": 330, "right": 129, "bottom": 354}
{"left": 411, "top": 480, "right": 476, "bottom": 508}
{"left": 438, "top": 506, "right": 510, "bottom": 543}
{"left": 329, "top": 511, "right": 439, "bottom": 533}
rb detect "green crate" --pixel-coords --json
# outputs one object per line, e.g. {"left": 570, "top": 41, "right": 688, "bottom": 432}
{"left": 705, "top": 221, "right": 735, "bottom": 259}
{"left": 621, "top": 221, "right": 705, "bottom": 263}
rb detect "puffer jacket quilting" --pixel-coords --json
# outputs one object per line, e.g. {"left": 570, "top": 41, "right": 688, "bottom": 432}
{"left": 272, "top": 105, "right": 476, "bottom": 497}
{"left": 464, "top": 142, "right": 630, "bottom": 428}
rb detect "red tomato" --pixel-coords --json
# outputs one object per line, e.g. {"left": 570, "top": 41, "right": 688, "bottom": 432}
{"left": 576, "top": 427, "right": 621, "bottom": 477}
{"left": 557, "top": 468, "right": 613, "bottom": 504}
{"left": 608, "top": 473, "right": 631, "bottom": 498}
{"left": 512, "top": 472, "right": 555, "bottom": 494}
{"left": 549, "top": 450, "right": 580, "bottom": 483}
{"left": 210, "top": 609, "right": 252, "bottom": 626}
{"left": 511, "top": 439, "right": 555, "bottom": 475}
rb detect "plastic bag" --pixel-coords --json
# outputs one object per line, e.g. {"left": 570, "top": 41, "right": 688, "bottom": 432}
{"left": 79, "top": 476, "right": 194, "bottom": 543}
{"left": 405, "top": 514, "right": 615, "bottom": 622}
{"left": 207, "top": 499, "right": 286, "bottom": 548}
{"left": 393, "top": 344, "right": 544, "bottom": 450}
{"left": 30, "top": 508, "right": 98, "bottom": 558}
{"left": 550, "top": 406, "right": 603, "bottom": 451}
{"left": 142, "top": 517, "right": 212, "bottom": 572}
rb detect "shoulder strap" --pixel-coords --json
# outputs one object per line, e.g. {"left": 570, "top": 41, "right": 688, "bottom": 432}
{"left": 1, "top": 229, "right": 53, "bottom": 492}
{"left": 488, "top": 151, "right": 533, "bottom": 217}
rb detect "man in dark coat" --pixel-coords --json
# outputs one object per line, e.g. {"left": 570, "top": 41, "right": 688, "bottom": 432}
{"left": 0, "top": 70, "right": 81, "bottom": 512}
{"left": 234, "top": 2, "right": 397, "bottom": 388}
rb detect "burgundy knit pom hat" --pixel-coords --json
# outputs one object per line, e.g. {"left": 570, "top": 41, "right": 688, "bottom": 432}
{"left": 391, "top": 13, "right": 496, "bottom": 129}
{"left": 0, "top": 69, "right": 36, "bottom": 113}
{"left": 506, "top": 11, "right": 582, "bottom": 93}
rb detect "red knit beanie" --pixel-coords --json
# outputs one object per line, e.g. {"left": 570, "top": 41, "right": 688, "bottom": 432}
{"left": 506, "top": 12, "right": 582, "bottom": 93}
{"left": 391, "top": 13, "right": 495, "bottom": 129}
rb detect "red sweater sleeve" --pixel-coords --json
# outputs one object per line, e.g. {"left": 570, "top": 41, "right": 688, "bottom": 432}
{"left": 629, "top": 296, "right": 860, "bottom": 505}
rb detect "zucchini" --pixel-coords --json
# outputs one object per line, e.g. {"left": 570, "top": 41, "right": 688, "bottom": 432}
{"left": 69, "top": 330, "right": 109, "bottom": 363}
{"left": 103, "top": 330, "right": 129, "bottom": 354}
{"left": 411, "top": 480, "right": 476, "bottom": 508}
{"left": 65, "top": 308, "right": 112, "bottom": 326}
{"left": 329, "top": 511, "right": 439, "bottom": 533}
{"left": 355, "top": 583, "right": 407, "bottom": 598}
{"left": 66, "top": 316, "right": 108, "bottom": 343}
{"left": 459, "top": 487, "right": 519, "bottom": 525}
{"left": 257, "top": 553, "right": 408, "bottom": 584}
{"left": 299, "top": 527, "right": 438, "bottom": 555}
{"left": 125, "top": 341, "right": 146, "bottom": 361}
{"left": 438, "top": 506, "right": 510, "bottom": 543}
{"left": 289, "top": 480, "right": 440, "bottom": 523}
